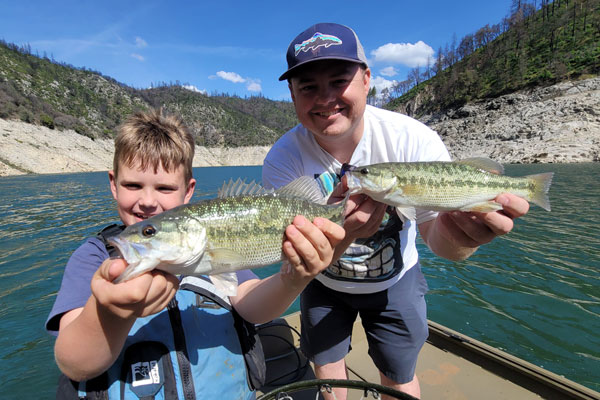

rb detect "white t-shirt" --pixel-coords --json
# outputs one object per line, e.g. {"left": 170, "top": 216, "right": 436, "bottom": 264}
{"left": 263, "top": 105, "right": 450, "bottom": 294}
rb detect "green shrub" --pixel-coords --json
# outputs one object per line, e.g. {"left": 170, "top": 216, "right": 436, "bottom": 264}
{"left": 40, "top": 113, "right": 54, "bottom": 129}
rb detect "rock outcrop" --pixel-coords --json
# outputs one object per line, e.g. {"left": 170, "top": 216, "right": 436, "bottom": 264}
{"left": 419, "top": 77, "right": 600, "bottom": 163}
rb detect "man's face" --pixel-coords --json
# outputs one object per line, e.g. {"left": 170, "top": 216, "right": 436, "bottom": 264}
{"left": 289, "top": 60, "right": 370, "bottom": 145}
{"left": 109, "top": 161, "right": 196, "bottom": 226}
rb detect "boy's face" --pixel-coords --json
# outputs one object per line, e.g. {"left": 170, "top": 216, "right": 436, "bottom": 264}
{"left": 109, "top": 161, "right": 195, "bottom": 226}
{"left": 289, "top": 60, "right": 370, "bottom": 145}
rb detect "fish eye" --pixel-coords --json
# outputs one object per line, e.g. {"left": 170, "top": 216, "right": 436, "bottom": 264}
{"left": 359, "top": 167, "right": 369, "bottom": 175}
{"left": 141, "top": 224, "right": 157, "bottom": 237}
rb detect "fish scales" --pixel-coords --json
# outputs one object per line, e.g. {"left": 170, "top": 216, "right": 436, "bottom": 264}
{"left": 187, "top": 195, "right": 342, "bottom": 267}
{"left": 344, "top": 159, "right": 553, "bottom": 219}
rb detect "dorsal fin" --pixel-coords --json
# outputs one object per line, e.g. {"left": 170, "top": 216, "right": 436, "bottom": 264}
{"left": 457, "top": 157, "right": 505, "bottom": 175}
{"left": 218, "top": 178, "right": 271, "bottom": 198}
{"left": 275, "top": 176, "right": 327, "bottom": 204}
{"left": 218, "top": 176, "right": 327, "bottom": 204}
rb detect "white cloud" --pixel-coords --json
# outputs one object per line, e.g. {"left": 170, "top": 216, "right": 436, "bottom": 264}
{"left": 131, "top": 53, "right": 145, "bottom": 61}
{"left": 371, "top": 41, "right": 434, "bottom": 68}
{"left": 182, "top": 85, "right": 206, "bottom": 94}
{"left": 379, "top": 66, "right": 397, "bottom": 77}
{"left": 370, "top": 76, "right": 397, "bottom": 94}
{"left": 215, "top": 71, "right": 246, "bottom": 83}
{"left": 211, "top": 71, "right": 262, "bottom": 93}
{"left": 135, "top": 37, "right": 147, "bottom": 48}
{"left": 246, "top": 80, "right": 262, "bottom": 92}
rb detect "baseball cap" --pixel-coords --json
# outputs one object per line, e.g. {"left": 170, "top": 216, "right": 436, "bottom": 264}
{"left": 279, "top": 23, "right": 368, "bottom": 81}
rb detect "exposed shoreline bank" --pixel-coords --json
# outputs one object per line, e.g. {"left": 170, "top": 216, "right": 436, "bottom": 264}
{"left": 0, "top": 117, "right": 271, "bottom": 177}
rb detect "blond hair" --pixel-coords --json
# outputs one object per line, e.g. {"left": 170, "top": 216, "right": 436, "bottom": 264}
{"left": 113, "top": 108, "right": 195, "bottom": 183}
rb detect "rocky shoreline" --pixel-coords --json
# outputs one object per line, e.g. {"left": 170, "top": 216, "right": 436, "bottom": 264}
{"left": 1, "top": 76, "right": 598, "bottom": 177}
{"left": 0, "top": 117, "right": 271, "bottom": 177}
{"left": 418, "top": 76, "right": 600, "bottom": 163}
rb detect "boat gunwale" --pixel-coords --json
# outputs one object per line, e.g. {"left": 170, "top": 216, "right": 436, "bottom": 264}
{"left": 426, "top": 320, "right": 600, "bottom": 400}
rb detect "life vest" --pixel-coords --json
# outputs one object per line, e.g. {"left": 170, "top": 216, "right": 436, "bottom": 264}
{"left": 56, "top": 224, "right": 265, "bottom": 400}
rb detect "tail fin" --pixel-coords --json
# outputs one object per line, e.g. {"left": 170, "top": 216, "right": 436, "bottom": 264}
{"left": 526, "top": 172, "right": 554, "bottom": 211}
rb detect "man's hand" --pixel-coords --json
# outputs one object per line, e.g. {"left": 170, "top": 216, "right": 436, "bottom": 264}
{"left": 280, "top": 215, "right": 346, "bottom": 290}
{"left": 422, "top": 193, "right": 530, "bottom": 260}
{"left": 328, "top": 178, "right": 387, "bottom": 241}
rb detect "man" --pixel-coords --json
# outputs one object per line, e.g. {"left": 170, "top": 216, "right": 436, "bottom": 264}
{"left": 262, "top": 23, "right": 529, "bottom": 399}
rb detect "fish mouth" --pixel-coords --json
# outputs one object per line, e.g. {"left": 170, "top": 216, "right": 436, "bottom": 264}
{"left": 340, "top": 163, "right": 357, "bottom": 176}
{"left": 107, "top": 236, "right": 143, "bottom": 265}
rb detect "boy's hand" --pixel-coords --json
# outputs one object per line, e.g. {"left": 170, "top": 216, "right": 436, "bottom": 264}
{"left": 91, "top": 258, "right": 179, "bottom": 320}
{"left": 280, "top": 215, "right": 345, "bottom": 290}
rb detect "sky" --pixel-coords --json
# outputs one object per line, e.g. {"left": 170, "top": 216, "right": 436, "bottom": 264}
{"left": 1, "top": 0, "right": 513, "bottom": 101}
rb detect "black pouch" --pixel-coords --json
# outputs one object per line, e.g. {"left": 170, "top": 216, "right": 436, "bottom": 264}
{"left": 120, "top": 341, "right": 178, "bottom": 400}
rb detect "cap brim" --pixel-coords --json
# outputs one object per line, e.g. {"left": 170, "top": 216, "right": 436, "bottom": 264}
{"left": 279, "top": 56, "right": 368, "bottom": 81}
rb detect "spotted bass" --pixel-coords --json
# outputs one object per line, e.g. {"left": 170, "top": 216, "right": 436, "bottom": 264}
{"left": 343, "top": 158, "right": 553, "bottom": 220}
{"left": 109, "top": 176, "right": 344, "bottom": 295}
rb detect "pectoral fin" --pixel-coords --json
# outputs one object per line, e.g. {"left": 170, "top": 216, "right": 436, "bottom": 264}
{"left": 460, "top": 201, "right": 504, "bottom": 213}
{"left": 395, "top": 206, "right": 417, "bottom": 221}
{"left": 208, "top": 248, "right": 246, "bottom": 267}
{"left": 209, "top": 272, "right": 239, "bottom": 297}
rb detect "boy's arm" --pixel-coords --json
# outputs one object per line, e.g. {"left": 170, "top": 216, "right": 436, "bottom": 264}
{"left": 54, "top": 259, "right": 179, "bottom": 382}
{"left": 230, "top": 216, "right": 345, "bottom": 324}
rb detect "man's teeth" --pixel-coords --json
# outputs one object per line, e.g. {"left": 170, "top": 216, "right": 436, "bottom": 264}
{"left": 317, "top": 110, "right": 339, "bottom": 117}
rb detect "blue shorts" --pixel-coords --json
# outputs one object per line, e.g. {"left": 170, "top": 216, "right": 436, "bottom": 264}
{"left": 300, "top": 263, "right": 429, "bottom": 384}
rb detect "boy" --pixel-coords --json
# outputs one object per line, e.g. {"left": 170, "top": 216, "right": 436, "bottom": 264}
{"left": 46, "top": 108, "right": 345, "bottom": 399}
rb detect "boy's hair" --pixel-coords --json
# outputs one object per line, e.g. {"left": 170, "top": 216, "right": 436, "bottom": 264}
{"left": 113, "top": 108, "right": 195, "bottom": 183}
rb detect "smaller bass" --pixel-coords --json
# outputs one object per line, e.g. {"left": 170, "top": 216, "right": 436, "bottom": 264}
{"left": 343, "top": 158, "right": 553, "bottom": 221}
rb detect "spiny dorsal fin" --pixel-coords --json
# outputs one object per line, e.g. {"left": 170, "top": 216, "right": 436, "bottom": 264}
{"left": 457, "top": 157, "right": 505, "bottom": 175}
{"left": 218, "top": 178, "right": 271, "bottom": 198}
{"left": 275, "top": 176, "right": 327, "bottom": 204}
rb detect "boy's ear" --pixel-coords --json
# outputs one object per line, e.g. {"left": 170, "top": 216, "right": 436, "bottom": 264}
{"left": 108, "top": 170, "right": 118, "bottom": 200}
{"left": 184, "top": 178, "right": 196, "bottom": 204}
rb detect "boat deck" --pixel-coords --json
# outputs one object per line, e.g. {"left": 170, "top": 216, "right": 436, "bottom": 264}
{"left": 256, "top": 312, "right": 599, "bottom": 399}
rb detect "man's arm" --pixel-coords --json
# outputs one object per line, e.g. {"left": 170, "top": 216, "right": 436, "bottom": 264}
{"left": 419, "top": 193, "right": 530, "bottom": 261}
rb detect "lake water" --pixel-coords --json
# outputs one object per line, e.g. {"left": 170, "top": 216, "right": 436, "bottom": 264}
{"left": 0, "top": 164, "right": 598, "bottom": 399}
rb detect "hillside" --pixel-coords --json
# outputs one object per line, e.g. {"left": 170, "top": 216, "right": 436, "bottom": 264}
{"left": 387, "top": 0, "right": 599, "bottom": 116}
{"left": 0, "top": 40, "right": 297, "bottom": 146}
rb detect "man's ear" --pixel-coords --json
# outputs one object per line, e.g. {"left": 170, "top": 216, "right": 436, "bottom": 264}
{"left": 288, "top": 82, "right": 296, "bottom": 103}
{"left": 363, "top": 68, "right": 371, "bottom": 94}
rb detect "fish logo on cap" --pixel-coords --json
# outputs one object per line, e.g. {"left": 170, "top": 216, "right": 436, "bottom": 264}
{"left": 294, "top": 32, "right": 342, "bottom": 56}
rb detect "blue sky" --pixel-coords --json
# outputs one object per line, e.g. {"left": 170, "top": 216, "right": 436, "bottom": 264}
{"left": 1, "top": 0, "right": 513, "bottom": 101}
